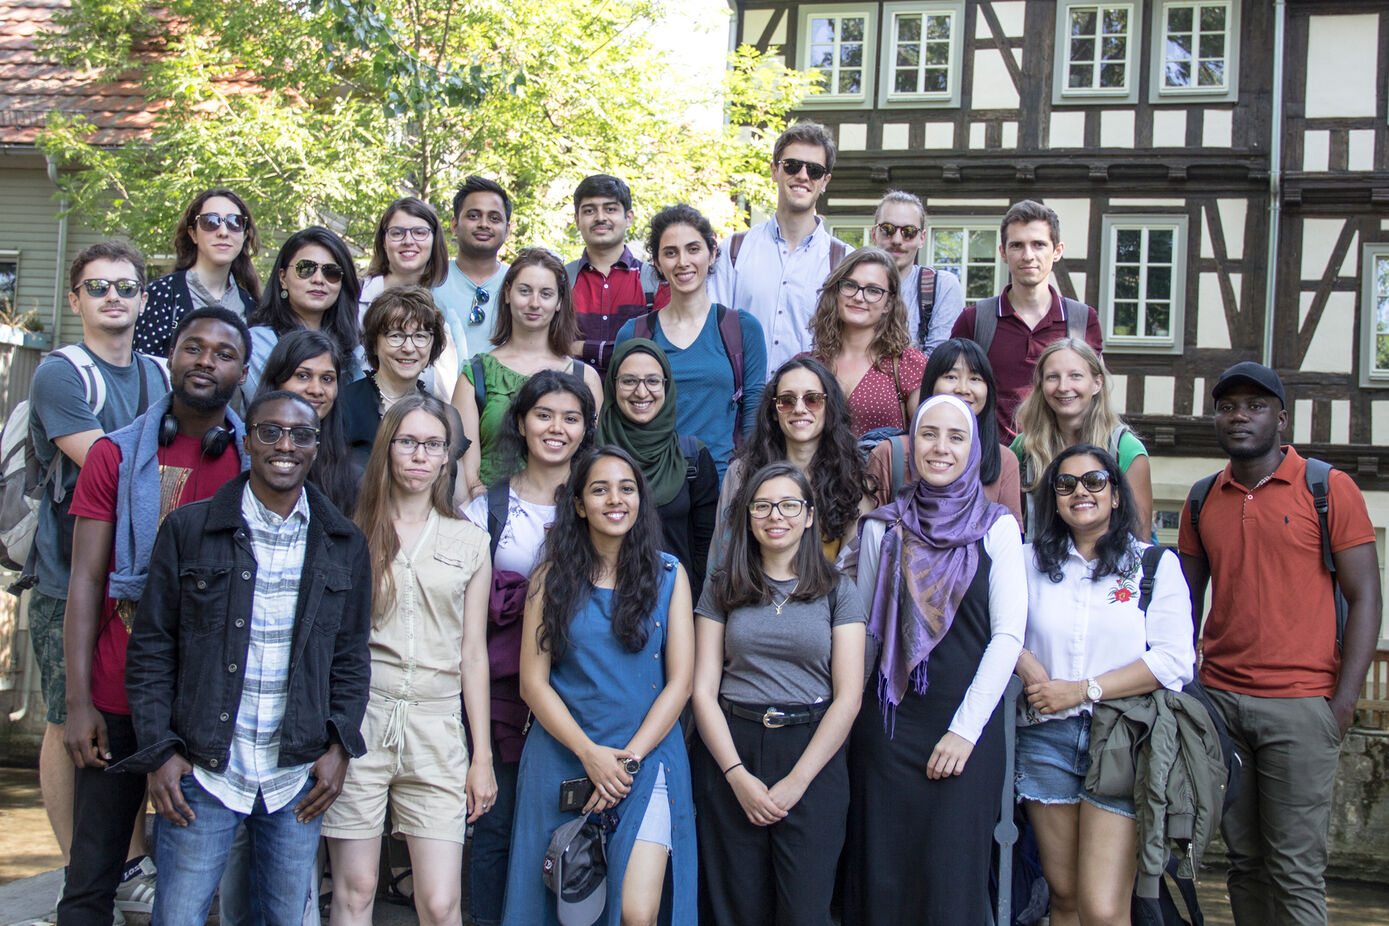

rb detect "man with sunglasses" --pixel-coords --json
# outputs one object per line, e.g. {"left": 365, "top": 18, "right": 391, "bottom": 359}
{"left": 708, "top": 121, "right": 850, "bottom": 371}
{"left": 118, "top": 389, "right": 371, "bottom": 924}
{"left": 433, "top": 175, "right": 512, "bottom": 362}
{"left": 869, "top": 191, "right": 964, "bottom": 355}
{"left": 57, "top": 305, "right": 251, "bottom": 923}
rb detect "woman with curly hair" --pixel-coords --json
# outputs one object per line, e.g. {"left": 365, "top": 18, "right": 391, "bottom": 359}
{"left": 504, "top": 448, "right": 696, "bottom": 925}
{"left": 806, "top": 246, "right": 924, "bottom": 438}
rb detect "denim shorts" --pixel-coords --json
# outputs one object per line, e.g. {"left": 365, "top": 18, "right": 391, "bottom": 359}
{"left": 1015, "top": 714, "right": 1135, "bottom": 818}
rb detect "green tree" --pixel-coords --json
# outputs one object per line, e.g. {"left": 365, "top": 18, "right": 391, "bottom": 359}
{"left": 38, "top": 0, "right": 818, "bottom": 263}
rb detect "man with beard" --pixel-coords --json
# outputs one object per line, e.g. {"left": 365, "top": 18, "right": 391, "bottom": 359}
{"left": 433, "top": 175, "right": 512, "bottom": 360}
{"left": 868, "top": 190, "right": 964, "bottom": 355}
{"left": 58, "top": 306, "right": 250, "bottom": 924}
{"left": 1178, "top": 362, "right": 1382, "bottom": 925}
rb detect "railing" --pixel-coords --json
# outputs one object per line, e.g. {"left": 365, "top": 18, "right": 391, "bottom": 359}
{"left": 1358, "top": 649, "right": 1389, "bottom": 731}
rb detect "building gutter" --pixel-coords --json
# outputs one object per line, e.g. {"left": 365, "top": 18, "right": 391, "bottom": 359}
{"left": 46, "top": 154, "right": 68, "bottom": 350}
{"left": 1261, "top": 0, "right": 1286, "bottom": 367}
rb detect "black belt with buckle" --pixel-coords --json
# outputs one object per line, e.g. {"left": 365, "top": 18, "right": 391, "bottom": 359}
{"left": 720, "top": 696, "right": 829, "bottom": 729}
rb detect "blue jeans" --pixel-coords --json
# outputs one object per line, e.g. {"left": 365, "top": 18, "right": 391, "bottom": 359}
{"left": 151, "top": 775, "right": 321, "bottom": 926}
{"left": 467, "top": 757, "right": 518, "bottom": 926}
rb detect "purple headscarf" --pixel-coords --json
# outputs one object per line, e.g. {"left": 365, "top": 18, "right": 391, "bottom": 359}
{"left": 861, "top": 394, "right": 1008, "bottom": 720}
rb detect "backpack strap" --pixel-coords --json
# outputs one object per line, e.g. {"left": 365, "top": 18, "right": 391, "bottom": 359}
{"left": 828, "top": 239, "right": 848, "bottom": 271}
{"left": 486, "top": 480, "right": 510, "bottom": 558}
{"left": 917, "top": 267, "right": 937, "bottom": 349}
{"left": 888, "top": 432, "right": 909, "bottom": 498}
{"left": 51, "top": 344, "right": 106, "bottom": 415}
{"left": 633, "top": 311, "right": 655, "bottom": 341}
{"left": 1185, "top": 473, "right": 1219, "bottom": 555}
{"left": 715, "top": 306, "right": 746, "bottom": 446}
{"left": 471, "top": 355, "right": 486, "bottom": 412}
{"left": 1107, "top": 424, "right": 1130, "bottom": 462}
{"left": 564, "top": 257, "right": 582, "bottom": 291}
{"left": 1062, "top": 298, "right": 1090, "bottom": 341}
{"left": 728, "top": 231, "right": 748, "bottom": 268}
{"left": 891, "top": 354, "right": 907, "bottom": 427}
{"left": 1304, "top": 456, "right": 1349, "bottom": 650}
{"left": 971, "top": 297, "right": 1001, "bottom": 354}
{"left": 676, "top": 433, "right": 700, "bottom": 483}
{"left": 636, "top": 259, "right": 660, "bottom": 309}
{"left": 1136, "top": 545, "right": 1166, "bottom": 614}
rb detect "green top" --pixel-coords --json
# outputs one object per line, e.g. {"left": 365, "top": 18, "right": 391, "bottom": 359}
{"left": 1009, "top": 426, "right": 1147, "bottom": 474}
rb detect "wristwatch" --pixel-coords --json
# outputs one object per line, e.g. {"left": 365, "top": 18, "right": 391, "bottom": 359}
{"left": 1085, "top": 678, "right": 1103, "bottom": 703}
{"left": 623, "top": 756, "right": 642, "bottom": 775}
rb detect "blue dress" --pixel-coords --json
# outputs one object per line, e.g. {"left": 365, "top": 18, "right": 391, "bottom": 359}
{"left": 502, "top": 554, "right": 696, "bottom": 926}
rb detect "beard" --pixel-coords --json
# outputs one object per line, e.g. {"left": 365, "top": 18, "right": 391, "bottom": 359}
{"left": 172, "top": 379, "right": 236, "bottom": 413}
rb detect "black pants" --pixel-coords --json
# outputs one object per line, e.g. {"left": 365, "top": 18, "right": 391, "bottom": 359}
{"left": 693, "top": 712, "right": 849, "bottom": 926}
{"left": 58, "top": 710, "right": 146, "bottom": 925}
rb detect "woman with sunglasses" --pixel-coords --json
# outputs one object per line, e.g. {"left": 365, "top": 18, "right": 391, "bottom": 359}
{"left": 806, "top": 246, "right": 925, "bottom": 439}
{"left": 616, "top": 204, "right": 767, "bottom": 477}
{"left": 322, "top": 394, "right": 497, "bottom": 926}
{"left": 842, "top": 394, "right": 1025, "bottom": 926}
{"left": 1015, "top": 444, "right": 1193, "bottom": 926}
{"left": 133, "top": 188, "right": 262, "bottom": 357}
{"left": 692, "top": 462, "right": 864, "bottom": 926}
{"left": 246, "top": 226, "right": 365, "bottom": 403}
{"left": 452, "top": 248, "right": 602, "bottom": 498}
{"left": 597, "top": 339, "right": 719, "bottom": 595}
{"left": 1012, "top": 338, "right": 1152, "bottom": 539}
{"left": 865, "top": 338, "right": 1021, "bottom": 522}
{"left": 714, "top": 357, "right": 874, "bottom": 569}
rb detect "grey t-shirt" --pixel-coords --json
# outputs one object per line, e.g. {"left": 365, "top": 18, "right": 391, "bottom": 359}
{"left": 696, "top": 573, "right": 865, "bottom": 705}
{"left": 28, "top": 347, "right": 165, "bottom": 598}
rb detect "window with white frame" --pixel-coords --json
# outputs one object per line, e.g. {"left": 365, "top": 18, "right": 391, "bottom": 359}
{"left": 827, "top": 221, "right": 872, "bottom": 248}
{"left": 1362, "top": 244, "right": 1389, "bottom": 385}
{"left": 1055, "top": 3, "right": 1139, "bottom": 102}
{"left": 1100, "top": 216, "right": 1187, "bottom": 353}
{"left": 799, "top": 5, "right": 876, "bottom": 107}
{"left": 885, "top": 4, "right": 958, "bottom": 101}
{"left": 926, "top": 223, "right": 1004, "bottom": 303}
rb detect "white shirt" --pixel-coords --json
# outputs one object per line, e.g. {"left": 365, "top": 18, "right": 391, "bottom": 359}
{"left": 856, "top": 515, "right": 1026, "bottom": 744}
{"left": 1021, "top": 540, "right": 1195, "bottom": 724}
{"left": 463, "top": 487, "right": 556, "bottom": 577}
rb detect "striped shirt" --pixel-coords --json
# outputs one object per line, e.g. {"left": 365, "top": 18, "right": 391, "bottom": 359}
{"left": 194, "top": 484, "right": 312, "bottom": 814}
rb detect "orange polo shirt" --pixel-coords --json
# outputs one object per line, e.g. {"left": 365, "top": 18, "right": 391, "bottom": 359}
{"left": 1177, "top": 446, "right": 1375, "bottom": 698}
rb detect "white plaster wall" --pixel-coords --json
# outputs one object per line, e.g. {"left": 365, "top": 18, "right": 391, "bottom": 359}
{"left": 1216, "top": 199, "right": 1246, "bottom": 259}
{"left": 1197, "top": 273, "right": 1233, "bottom": 349}
{"left": 1300, "top": 290, "right": 1355, "bottom": 374}
{"left": 1305, "top": 14, "right": 1380, "bottom": 118}
{"left": 971, "top": 48, "right": 1020, "bottom": 109}
{"left": 1046, "top": 198, "right": 1090, "bottom": 259}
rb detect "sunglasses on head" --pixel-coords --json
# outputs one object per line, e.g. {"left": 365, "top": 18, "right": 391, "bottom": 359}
{"left": 875, "top": 221, "right": 922, "bottom": 240}
{"left": 776, "top": 158, "right": 829, "bottom": 181}
{"left": 193, "top": 212, "right": 246, "bottom": 233}
{"left": 1053, "top": 470, "right": 1111, "bottom": 496}
{"left": 292, "top": 259, "right": 345, "bottom": 283}
{"left": 469, "top": 287, "right": 489, "bottom": 326}
{"left": 74, "top": 278, "right": 141, "bottom": 299}
{"left": 774, "top": 391, "right": 827, "bottom": 413}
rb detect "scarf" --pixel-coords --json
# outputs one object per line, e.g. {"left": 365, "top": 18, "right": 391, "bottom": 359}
{"left": 597, "top": 339, "right": 686, "bottom": 507}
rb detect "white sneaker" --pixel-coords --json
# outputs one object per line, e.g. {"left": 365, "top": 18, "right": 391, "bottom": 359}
{"left": 113, "top": 855, "right": 156, "bottom": 915}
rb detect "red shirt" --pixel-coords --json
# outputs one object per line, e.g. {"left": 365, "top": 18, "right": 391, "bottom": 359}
{"left": 571, "top": 247, "right": 669, "bottom": 374}
{"left": 68, "top": 432, "right": 243, "bottom": 714}
{"left": 950, "top": 285, "right": 1104, "bottom": 439}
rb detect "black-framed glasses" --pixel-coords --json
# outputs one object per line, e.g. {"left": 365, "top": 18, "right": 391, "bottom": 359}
{"left": 1053, "top": 470, "right": 1111, "bottom": 496}
{"left": 774, "top": 391, "right": 827, "bottom": 413}
{"left": 390, "top": 437, "right": 447, "bottom": 456}
{"left": 468, "top": 287, "right": 489, "bottom": 326}
{"left": 383, "top": 330, "right": 434, "bottom": 349}
{"left": 192, "top": 212, "right": 246, "bottom": 233}
{"left": 615, "top": 375, "right": 666, "bottom": 394}
{"left": 775, "top": 158, "right": 829, "bottom": 181}
{"left": 292, "top": 259, "right": 345, "bottom": 283}
{"left": 875, "top": 221, "right": 922, "bottom": 240}
{"left": 836, "top": 279, "right": 889, "bottom": 303}
{"left": 748, "top": 498, "right": 809, "bottom": 519}
{"left": 74, "top": 278, "right": 141, "bottom": 299}
{"left": 251, "top": 423, "right": 320, "bottom": 448}
{"left": 385, "top": 225, "right": 433, "bottom": 242}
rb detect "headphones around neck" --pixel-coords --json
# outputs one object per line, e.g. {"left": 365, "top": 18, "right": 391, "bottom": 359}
{"left": 158, "top": 413, "right": 232, "bottom": 458}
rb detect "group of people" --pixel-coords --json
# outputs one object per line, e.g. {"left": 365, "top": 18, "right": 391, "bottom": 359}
{"left": 25, "top": 118, "right": 1381, "bottom": 926}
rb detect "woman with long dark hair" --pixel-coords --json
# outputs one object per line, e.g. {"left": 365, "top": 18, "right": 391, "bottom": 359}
{"left": 504, "top": 448, "right": 696, "bottom": 926}
{"left": 1016, "top": 444, "right": 1193, "bottom": 925}
{"left": 692, "top": 462, "right": 864, "bottom": 925}
{"left": 133, "top": 187, "right": 262, "bottom": 356}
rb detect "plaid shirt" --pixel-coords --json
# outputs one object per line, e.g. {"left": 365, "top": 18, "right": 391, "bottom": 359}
{"left": 194, "top": 484, "right": 312, "bottom": 813}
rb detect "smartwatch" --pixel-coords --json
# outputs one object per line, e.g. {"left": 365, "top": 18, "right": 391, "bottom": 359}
{"left": 623, "top": 756, "right": 642, "bottom": 775}
{"left": 1085, "top": 678, "right": 1103, "bottom": 703}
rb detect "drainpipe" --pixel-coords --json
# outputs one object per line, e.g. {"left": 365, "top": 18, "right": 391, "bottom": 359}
{"left": 46, "top": 154, "right": 69, "bottom": 349}
{"left": 1261, "top": 0, "right": 1286, "bottom": 367}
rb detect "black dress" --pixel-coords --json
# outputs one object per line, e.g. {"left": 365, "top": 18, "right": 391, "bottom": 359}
{"left": 841, "top": 540, "right": 1006, "bottom": 926}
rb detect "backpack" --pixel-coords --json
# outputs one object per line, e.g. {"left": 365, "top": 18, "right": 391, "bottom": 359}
{"left": 916, "top": 267, "right": 937, "bottom": 350}
{"left": 564, "top": 256, "right": 662, "bottom": 310}
{"left": 633, "top": 307, "right": 747, "bottom": 446}
{"left": 0, "top": 346, "right": 168, "bottom": 578}
{"left": 971, "top": 295, "right": 1091, "bottom": 354}
{"left": 727, "top": 229, "right": 849, "bottom": 271}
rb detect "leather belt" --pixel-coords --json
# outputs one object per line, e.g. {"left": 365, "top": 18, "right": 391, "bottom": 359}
{"left": 720, "top": 696, "right": 829, "bottom": 729}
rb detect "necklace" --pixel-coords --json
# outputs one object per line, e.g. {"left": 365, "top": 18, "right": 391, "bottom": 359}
{"left": 771, "top": 577, "right": 800, "bottom": 615}
{"left": 371, "top": 373, "right": 413, "bottom": 411}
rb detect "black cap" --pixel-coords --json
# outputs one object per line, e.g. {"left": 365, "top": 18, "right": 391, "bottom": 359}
{"left": 1212, "top": 361, "right": 1285, "bottom": 408}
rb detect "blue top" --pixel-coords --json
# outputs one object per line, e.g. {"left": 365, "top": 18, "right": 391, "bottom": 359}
{"left": 616, "top": 306, "right": 766, "bottom": 477}
{"left": 502, "top": 553, "right": 696, "bottom": 926}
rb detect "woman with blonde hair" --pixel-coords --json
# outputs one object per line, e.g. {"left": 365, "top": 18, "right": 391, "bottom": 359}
{"left": 806, "top": 246, "right": 925, "bottom": 438}
{"left": 1012, "top": 338, "right": 1151, "bottom": 538}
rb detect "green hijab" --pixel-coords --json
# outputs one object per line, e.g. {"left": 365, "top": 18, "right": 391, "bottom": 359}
{"left": 598, "top": 339, "right": 686, "bottom": 507}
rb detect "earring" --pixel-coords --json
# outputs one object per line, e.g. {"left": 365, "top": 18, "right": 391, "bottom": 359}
{"left": 280, "top": 288, "right": 288, "bottom": 298}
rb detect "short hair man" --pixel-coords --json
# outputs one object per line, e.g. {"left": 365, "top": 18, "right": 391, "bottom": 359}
{"left": 121, "top": 390, "right": 371, "bottom": 923}
{"left": 949, "top": 200, "right": 1103, "bottom": 438}
{"left": 59, "top": 306, "right": 251, "bottom": 924}
{"left": 707, "top": 121, "right": 850, "bottom": 371}
{"left": 566, "top": 174, "right": 669, "bottom": 375}
{"left": 433, "top": 175, "right": 512, "bottom": 361}
{"left": 26, "top": 240, "right": 170, "bottom": 897}
{"left": 869, "top": 190, "right": 964, "bottom": 355}
{"left": 1178, "top": 363, "right": 1382, "bottom": 924}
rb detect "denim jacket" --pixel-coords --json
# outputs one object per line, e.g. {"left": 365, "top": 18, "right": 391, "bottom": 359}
{"left": 120, "top": 474, "right": 372, "bottom": 775}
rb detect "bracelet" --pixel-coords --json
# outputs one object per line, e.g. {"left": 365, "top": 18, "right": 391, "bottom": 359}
{"left": 722, "top": 762, "right": 743, "bottom": 777}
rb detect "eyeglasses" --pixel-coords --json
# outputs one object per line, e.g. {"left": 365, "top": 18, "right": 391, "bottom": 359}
{"left": 385, "top": 225, "right": 433, "bottom": 243}
{"left": 748, "top": 498, "right": 809, "bottom": 519}
{"left": 251, "top": 423, "right": 320, "bottom": 448}
{"left": 469, "top": 288, "right": 489, "bottom": 326}
{"left": 383, "top": 330, "right": 434, "bottom": 349}
{"left": 1053, "top": 470, "right": 1111, "bottom": 496}
{"left": 73, "top": 278, "right": 141, "bottom": 299}
{"left": 292, "top": 259, "right": 345, "bottom": 283}
{"left": 836, "top": 279, "right": 890, "bottom": 303}
{"left": 192, "top": 212, "right": 246, "bottom": 233}
{"left": 615, "top": 375, "right": 666, "bottom": 393}
{"left": 775, "top": 158, "right": 829, "bottom": 181}
{"left": 875, "top": 221, "right": 922, "bottom": 240}
{"left": 390, "top": 437, "right": 448, "bottom": 456}
{"left": 774, "top": 391, "right": 827, "bottom": 413}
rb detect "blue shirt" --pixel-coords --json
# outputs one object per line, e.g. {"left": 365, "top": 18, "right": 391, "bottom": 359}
{"left": 433, "top": 262, "right": 507, "bottom": 361}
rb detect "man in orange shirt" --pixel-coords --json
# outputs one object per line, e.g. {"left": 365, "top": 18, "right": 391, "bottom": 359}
{"left": 1178, "top": 362, "right": 1381, "bottom": 925}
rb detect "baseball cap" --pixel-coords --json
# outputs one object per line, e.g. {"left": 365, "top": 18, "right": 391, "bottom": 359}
{"left": 1212, "top": 361, "right": 1286, "bottom": 408}
{"left": 543, "top": 813, "right": 607, "bottom": 926}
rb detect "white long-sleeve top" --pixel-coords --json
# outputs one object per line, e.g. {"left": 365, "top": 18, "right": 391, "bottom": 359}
{"left": 1021, "top": 540, "right": 1195, "bottom": 724}
{"left": 856, "top": 515, "right": 1026, "bottom": 744}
